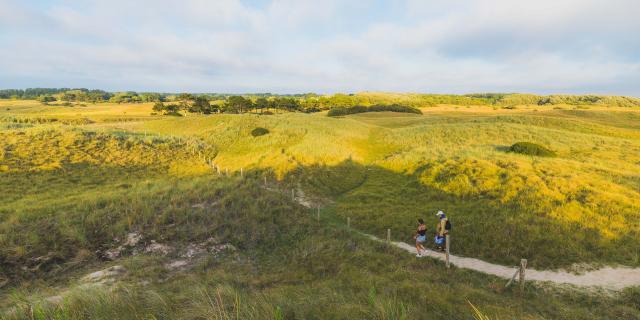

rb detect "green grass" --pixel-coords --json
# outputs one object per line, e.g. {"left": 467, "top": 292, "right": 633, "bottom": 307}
{"left": 3, "top": 104, "right": 639, "bottom": 268}
{"left": 3, "top": 176, "right": 639, "bottom": 319}
{"left": 1, "top": 99, "right": 639, "bottom": 318}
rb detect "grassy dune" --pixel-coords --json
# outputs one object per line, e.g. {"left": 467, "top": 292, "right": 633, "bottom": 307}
{"left": 134, "top": 107, "right": 640, "bottom": 268}
{"left": 2, "top": 103, "right": 638, "bottom": 268}
{"left": 1, "top": 99, "right": 639, "bottom": 318}
{"left": 3, "top": 175, "right": 639, "bottom": 319}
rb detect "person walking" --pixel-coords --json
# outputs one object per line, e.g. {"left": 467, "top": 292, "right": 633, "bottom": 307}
{"left": 414, "top": 218, "right": 427, "bottom": 257}
{"left": 435, "top": 210, "right": 449, "bottom": 251}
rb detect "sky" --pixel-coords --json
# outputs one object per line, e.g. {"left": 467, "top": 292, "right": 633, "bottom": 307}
{"left": 1, "top": 0, "right": 639, "bottom": 95}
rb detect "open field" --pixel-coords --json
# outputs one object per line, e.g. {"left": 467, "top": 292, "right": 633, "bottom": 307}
{"left": 1, "top": 98, "right": 639, "bottom": 319}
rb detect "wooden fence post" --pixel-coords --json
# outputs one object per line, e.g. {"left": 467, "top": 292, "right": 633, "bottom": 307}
{"left": 445, "top": 234, "right": 451, "bottom": 269}
{"left": 519, "top": 259, "right": 527, "bottom": 294}
{"left": 387, "top": 229, "right": 391, "bottom": 244}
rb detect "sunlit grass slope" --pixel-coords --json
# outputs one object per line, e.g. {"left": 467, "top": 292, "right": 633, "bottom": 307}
{"left": 1, "top": 100, "right": 640, "bottom": 319}
{"left": 3, "top": 176, "right": 640, "bottom": 319}
{"left": 134, "top": 107, "right": 640, "bottom": 268}
{"left": 1, "top": 101, "right": 639, "bottom": 270}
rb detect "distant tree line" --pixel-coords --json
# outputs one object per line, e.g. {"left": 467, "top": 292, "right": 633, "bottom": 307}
{"left": 0, "top": 88, "right": 70, "bottom": 99}
{"left": 151, "top": 95, "right": 306, "bottom": 116}
{"left": 0, "top": 88, "right": 163, "bottom": 104}
{"left": 2, "top": 88, "right": 640, "bottom": 110}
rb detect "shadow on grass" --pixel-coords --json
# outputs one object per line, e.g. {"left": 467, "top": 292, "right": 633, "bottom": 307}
{"left": 1, "top": 159, "right": 637, "bottom": 284}
{"left": 2, "top": 160, "right": 640, "bottom": 320}
{"left": 271, "top": 160, "right": 637, "bottom": 270}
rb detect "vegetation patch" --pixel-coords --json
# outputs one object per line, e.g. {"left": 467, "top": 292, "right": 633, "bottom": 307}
{"left": 327, "top": 104, "right": 422, "bottom": 117}
{"left": 251, "top": 127, "right": 269, "bottom": 137}
{"left": 2, "top": 99, "right": 640, "bottom": 319}
{"left": 508, "top": 142, "right": 556, "bottom": 157}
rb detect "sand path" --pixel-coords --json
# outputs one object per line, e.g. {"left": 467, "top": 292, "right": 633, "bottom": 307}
{"left": 291, "top": 187, "right": 640, "bottom": 290}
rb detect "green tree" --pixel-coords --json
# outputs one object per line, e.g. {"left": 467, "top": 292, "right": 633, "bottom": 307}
{"left": 190, "top": 96, "right": 212, "bottom": 114}
{"left": 61, "top": 92, "right": 75, "bottom": 102}
{"left": 163, "top": 104, "right": 182, "bottom": 116}
{"left": 273, "top": 97, "right": 300, "bottom": 112}
{"left": 177, "top": 93, "right": 194, "bottom": 101}
{"left": 255, "top": 97, "right": 269, "bottom": 114}
{"left": 37, "top": 95, "right": 56, "bottom": 104}
{"left": 176, "top": 93, "right": 195, "bottom": 111}
{"left": 152, "top": 101, "right": 165, "bottom": 112}
{"left": 224, "top": 96, "right": 252, "bottom": 113}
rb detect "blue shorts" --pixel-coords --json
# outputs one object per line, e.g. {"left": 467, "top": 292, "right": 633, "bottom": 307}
{"left": 416, "top": 235, "right": 426, "bottom": 243}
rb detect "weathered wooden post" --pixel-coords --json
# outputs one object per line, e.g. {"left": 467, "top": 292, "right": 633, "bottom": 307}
{"left": 519, "top": 259, "right": 527, "bottom": 294}
{"left": 387, "top": 229, "right": 391, "bottom": 244}
{"left": 445, "top": 234, "right": 451, "bottom": 268}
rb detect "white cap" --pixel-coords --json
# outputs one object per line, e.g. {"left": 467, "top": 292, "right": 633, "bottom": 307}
{"left": 436, "top": 210, "right": 444, "bottom": 217}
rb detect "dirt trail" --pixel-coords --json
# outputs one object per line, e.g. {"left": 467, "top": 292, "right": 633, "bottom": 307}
{"left": 363, "top": 234, "right": 640, "bottom": 290}
{"left": 290, "top": 189, "right": 640, "bottom": 291}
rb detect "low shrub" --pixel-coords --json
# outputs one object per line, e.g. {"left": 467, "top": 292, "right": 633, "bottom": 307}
{"left": 327, "top": 104, "right": 422, "bottom": 117}
{"left": 508, "top": 142, "right": 556, "bottom": 157}
{"left": 165, "top": 111, "right": 183, "bottom": 117}
{"left": 251, "top": 127, "right": 269, "bottom": 137}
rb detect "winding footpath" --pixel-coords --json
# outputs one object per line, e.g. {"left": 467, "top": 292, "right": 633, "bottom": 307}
{"left": 290, "top": 188, "right": 640, "bottom": 291}
{"left": 364, "top": 233, "right": 640, "bottom": 290}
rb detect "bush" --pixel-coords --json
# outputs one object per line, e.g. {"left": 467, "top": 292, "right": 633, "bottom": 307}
{"left": 508, "top": 142, "right": 556, "bottom": 157}
{"left": 327, "top": 104, "right": 422, "bottom": 117}
{"left": 251, "top": 127, "right": 269, "bottom": 137}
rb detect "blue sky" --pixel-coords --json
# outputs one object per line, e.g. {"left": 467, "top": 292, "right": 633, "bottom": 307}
{"left": 1, "top": 0, "right": 639, "bottom": 95}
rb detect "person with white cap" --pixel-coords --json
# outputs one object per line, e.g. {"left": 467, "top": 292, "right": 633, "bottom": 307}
{"left": 435, "top": 210, "right": 450, "bottom": 251}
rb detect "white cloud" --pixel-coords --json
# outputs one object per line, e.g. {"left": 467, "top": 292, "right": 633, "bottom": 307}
{"left": 0, "top": 0, "right": 638, "bottom": 95}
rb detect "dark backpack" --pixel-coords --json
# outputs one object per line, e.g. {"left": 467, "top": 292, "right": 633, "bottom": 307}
{"left": 445, "top": 219, "right": 452, "bottom": 231}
